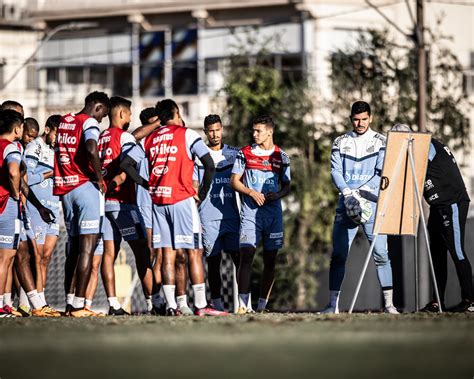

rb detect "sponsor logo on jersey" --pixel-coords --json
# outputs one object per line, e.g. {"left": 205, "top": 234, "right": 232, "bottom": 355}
{"left": 55, "top": 175, "right": 79, "bottom": 186}
{"left": 59, "top": 154, "right": 71, "bottom": 165}
{"left": 176, "top": 235, "right": 193, "bottom": 244}
{"left": 250, "top": 175, "right": 275, "bottom": 185}
{"left": 428, "top": 193, "right": 439, "bottom": 202}
{"left": 80, "top": 220, "right": 100, "bottom": 229}
{"left": 214, "top": 177, "right": 230, "bottom": 184}
{"left": 152, "top": 165, "right": 169, "bottom": 176}
{"left": 57, "top": 135, "right": 77, "bottom": 145}
{"left": 270, "top": 232, "right": 283, "bottom": 239}
{"left": 151, "top": 186, "right": 172, "bottom": 197}
{"left": 153, "top": 133, "right": 174, "bottom": 143}
{"left": 150, "top": 144, "right": 178, "bottom": 157}
{"left": 424, "top": 179, "right": 434, "bottom": 190}
{"left": 0, "top": 235, "right": 14, "bottom": 244}
{"left": 59, "top": 121, "right": 75, "bottom": 129}
{"left": 344, "top": 173, "right": 371, "bottom": 182}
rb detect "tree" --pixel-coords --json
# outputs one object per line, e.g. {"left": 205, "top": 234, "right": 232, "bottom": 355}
{"left": 221, "top": 42, "right": 337, "bottom": 310}
{"left": 329, "top": 27, "right": 471, "bottom": 150}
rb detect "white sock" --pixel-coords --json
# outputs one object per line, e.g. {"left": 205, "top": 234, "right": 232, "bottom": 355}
{"left": 85, "top": 299, "right": 93, "bottom": 308}
{"left": 38, "top": 291, "right": 46, "bottom": 304}
{"left": 146, "top": 297, "right": 153, "bottom": 312}
{"left": 163, "top": 285, "right": 177, "bottom": 309}
{"left": 20, "top": 287, "right": 30, "bottom": 308}
{"left": 211, "top": 298, "right": 224, "bottom": 311}
{"left": 28, "top": 290, "right": 46, "bottom": 309}
{"left": 107, "top": 297, "right": 121, "bottom": 310}
{"left": 66, "top": 293, "right": 75, "bottom": 306}
{"left": 329, "top": 290, "right": 340, "bottom": 309}
{"left": 176, "top": 295, "right": 189, "bottom": 309}
{"left": 257, "top": 298, "right": 268, "bottom": 311}
{"left": 0, "top": 296, "right": 4, "bottom": 308}
{"left": 239, "top": 293, "right": 249, "bottom": 309}
{"left": 3, "top": 293, "right": 12, "bottom": 307}
{"left": 72, "top": 296, "right": 85, "bottom": 309}
{"left": 192, "top": 283, "right": 207, "bottom": 309}
{"left": 383, "top": 289, "right": 394, "bottom": 307}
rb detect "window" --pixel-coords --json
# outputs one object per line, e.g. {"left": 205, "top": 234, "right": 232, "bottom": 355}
{"left": 66, "top": 67, "right": 84, "bottom": 84}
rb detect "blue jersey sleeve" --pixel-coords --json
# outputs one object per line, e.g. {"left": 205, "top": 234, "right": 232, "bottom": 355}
{"left": 231, "top": 150, "right": 246, "bottom": 176}
{"left": 330, "top": 139, "right": 349, "bottom": 193}
{"left": 126, "top": 140, "right": 146, "bottom": 163}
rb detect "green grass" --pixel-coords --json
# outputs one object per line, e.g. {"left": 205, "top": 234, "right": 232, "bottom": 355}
{"left": 0, "top": 313, "right": 472, "bottom": 379}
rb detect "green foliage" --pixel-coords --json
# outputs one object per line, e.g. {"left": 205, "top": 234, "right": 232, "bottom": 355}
{"left": 221, "top": 45, "right": 337, "bottom": 309}
{"left": 329, "top": 28, "right": 470, "bottom": 149}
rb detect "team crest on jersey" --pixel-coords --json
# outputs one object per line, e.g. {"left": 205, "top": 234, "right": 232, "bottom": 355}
{"left": 366, "top": 144, "right": 375, "bottom": 153}
{"left": 262, "top": 159, "right": 270, "bottom": 166}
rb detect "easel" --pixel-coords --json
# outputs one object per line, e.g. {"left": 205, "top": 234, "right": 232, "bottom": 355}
{"left": 348, "top": 132, "right": 442, "bottom": 314}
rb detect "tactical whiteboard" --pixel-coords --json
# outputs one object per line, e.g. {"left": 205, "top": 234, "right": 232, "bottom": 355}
{"left": 374, "top": 131, "right": 431, "bottom": 235}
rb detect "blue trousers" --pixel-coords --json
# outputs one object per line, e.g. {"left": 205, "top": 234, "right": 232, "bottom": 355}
{"left": 329, "top": 205, "right": 393, "bottom": 291}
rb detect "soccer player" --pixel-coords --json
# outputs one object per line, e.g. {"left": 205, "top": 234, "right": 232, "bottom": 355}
{"left": 0, "top": 110, "right": 24, "bottom": 317}
{"left": 135, "top": 107, "right": 166, "bottom": 314}
{"left": 0, "top": 110, "right": 58, "bottom": 317}
{"left": 391, "top": 124, "right": 472, "bottom": 313}
{"left": 121, "top": 99, "right": 225, "bottom": 316}
{"left": 230, "top": 115, "right": 291, "bottom": 314}
{"left": 24, "top": 115, "right": 61, "bottom": 289}
{"left": 54, "top": 91, "right": 110, "bottom": 317}
{"left": 98, "top": 96, "right": 155, "bottom": 315}
{"left": 194, "top": 114, "right": 240, "bottom": 312}
{"left": 321, "top": 101, "right": 397, "bottom": 314}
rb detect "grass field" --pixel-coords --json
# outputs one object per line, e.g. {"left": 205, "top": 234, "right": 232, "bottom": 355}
{"left": 0, "top": 313, "right": 472, "bottom": 379}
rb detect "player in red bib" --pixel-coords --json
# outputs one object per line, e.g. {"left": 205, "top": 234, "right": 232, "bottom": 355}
{"left": 54, "top": 91, "right": 110, "bottom": 317}
{"left": 122, "top": 99, "right": 227, "bottom": 316}
{"left": 97, "top": 96, "right": 157, "bottom": 315}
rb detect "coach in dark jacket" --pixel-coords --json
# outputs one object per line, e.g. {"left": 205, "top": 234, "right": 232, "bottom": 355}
{"left": 391, "top": 124, "right": 472, "bottom": 313}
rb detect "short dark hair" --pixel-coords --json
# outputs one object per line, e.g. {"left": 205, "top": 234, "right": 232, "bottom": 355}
{"left": 139, "top": 107, "right": 156, "bottom": 125}
{"left": 0, "top": 100, "right": 23, "bottom": 112}
{"left": 0, "top": 109, "right": 24, "bottom": 134}
{"left": 45, "top": 114, "right": 61, "bottom": 131}
{"left": 24, "top": 117, "right": 40, "bottom": 132}
{"left": 85, "top": 91, "right": 111, "bottom": 109}
{"left": 110, "top": 96, "right": 132, "bottom": 110}
{"left": 204, "top": 114, "right": 222, "bottom": 129}
{"left": 252, "top": 115, "right": 275, "bottom": 129}
{"left": 351, "top": 101, "right": 371, "bottom": 116}
{"left": 155, "top": 99, "right": 179, "bottom": 126}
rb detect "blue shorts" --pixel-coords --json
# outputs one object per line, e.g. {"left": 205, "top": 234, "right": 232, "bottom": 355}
{"left": 0, "top": 198, "right": 21, "bottom": 249}
{"left": 137, "top": 188, "right": 152, "bottom": 229}
{"left": 202, "top": 219, "right": 239, "bottom": 257}
{"left": 239, "top": 216, "right": 284, "bottom": 251}
{"left": 20, "top": 208, "right": 34, "bottom": 242}
{"left": 62, "top": 181, "right": 104, "bottom": 236}
{"left": 27, "top": 202, "right": 60, "bottom": 245}
{"left": 103, "top": 206, "right": 146, "bottom": 242}
{"left": 152, "top": 197, "right": 202, "bottom": 249}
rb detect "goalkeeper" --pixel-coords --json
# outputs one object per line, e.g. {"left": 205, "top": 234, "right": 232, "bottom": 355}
{"left": 320, "top": 101, "right": 398, "bottom": 314}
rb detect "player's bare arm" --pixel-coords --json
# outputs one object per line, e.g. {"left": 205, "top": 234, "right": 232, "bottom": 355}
{"left": 132, "top": 118, "right": 161, "bottom": 142}
{"left": 107, "top": 171, "right": 127, "bottom": 193}
{"left": 231, "top": 172, "right": 265, "bottom": 206}
{"left": 86, "top": 139, "right": 106, "bottom": 194}
{"left": 265, "top": 180, "right": 290, "bottom": 202}
{"left": 7, "top": 160, "right": 20, "bottom": 200}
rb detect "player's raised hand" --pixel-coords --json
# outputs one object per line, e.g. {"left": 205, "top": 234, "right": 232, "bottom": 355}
{"left": 249, "top": 189, "right": 266, "bottom": 206}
